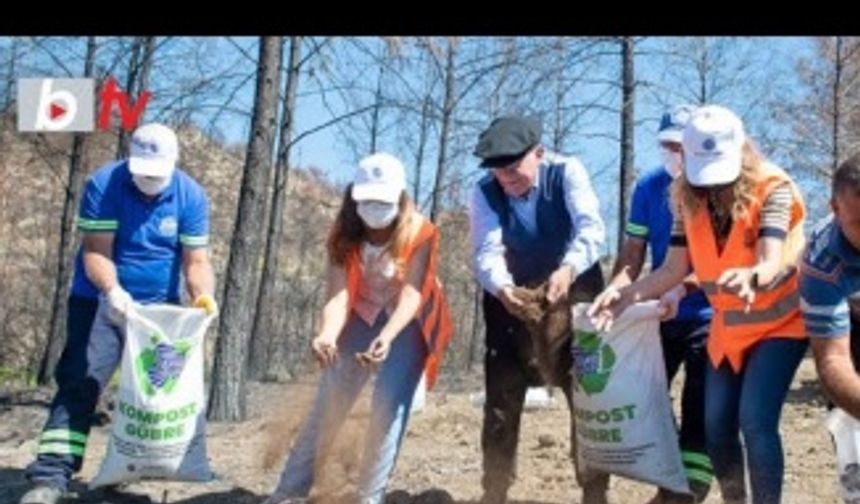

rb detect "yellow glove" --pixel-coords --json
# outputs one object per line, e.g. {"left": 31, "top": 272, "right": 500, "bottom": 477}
{"left": 193, "top": 294, "right": 218, "bottom": 316}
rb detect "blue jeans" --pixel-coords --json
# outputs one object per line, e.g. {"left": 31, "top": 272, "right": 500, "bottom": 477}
{"left": 269, "top": 312, "right": 427, "bottom": 504}
{"left": 705, "top": 338, "right": 807, "bottom": 504}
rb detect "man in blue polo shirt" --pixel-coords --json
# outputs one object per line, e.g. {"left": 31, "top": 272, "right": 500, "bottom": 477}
{"left": 591, "top": 105, "right": 713, "bottom": 504}
{"left": 20, "top": 123, "right": 217, "bottom": 504}
{"left": 802, "top": 152, "right": 860, "bottom": 421}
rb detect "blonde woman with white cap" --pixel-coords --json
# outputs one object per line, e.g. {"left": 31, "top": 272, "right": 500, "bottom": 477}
{"left": 264, "top": 152, "right": 452, "bottom": 504}
{"left": 589, "top": 105, "right": 807, "bottom": 504}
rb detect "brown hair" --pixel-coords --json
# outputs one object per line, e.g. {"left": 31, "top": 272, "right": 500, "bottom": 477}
{"left": 326, "top": 184, "right": 417, "bottom": 276}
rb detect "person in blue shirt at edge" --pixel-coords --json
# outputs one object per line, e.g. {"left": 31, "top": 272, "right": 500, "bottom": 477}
{"left": 19, "top": 123, "right": 218, "bottom": 504}
{"left": 801, "top": 152, "right": 860, "bottom": 423}
{"left": 468, "top": 115, "right": 608, "bottom": 504}
{"left": 591, "top": 105, "right": 713, "bottom": 504}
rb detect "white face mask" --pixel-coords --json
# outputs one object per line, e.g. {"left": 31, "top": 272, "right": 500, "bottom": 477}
{"left": 357, "top": 201, "right": 399, "bottom": 229}
{"left": 132, "top": 174, "right": 171, "bottom": 196}
{"left": 660, "top": 147, "right": 683, "bottom": 178}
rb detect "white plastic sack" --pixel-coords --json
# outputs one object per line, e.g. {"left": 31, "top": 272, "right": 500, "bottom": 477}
{"left": 826, "top": 407, "right": 860, "bottom": 503}
{"left": 571, "top": 301, "right": 689, "bottom": 495}
{"left": 468, "top": 387, "right": 558, "bottom": 410}
{"left": 90, "top": 303, "right": 215, "bottom": 487}
{"left": 524, "top": 387, "right": 557, "bottom": 410}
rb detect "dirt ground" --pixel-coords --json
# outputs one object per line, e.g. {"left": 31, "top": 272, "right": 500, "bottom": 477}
{"left": 0, "top": 356, "right": 842, "bottom": 504}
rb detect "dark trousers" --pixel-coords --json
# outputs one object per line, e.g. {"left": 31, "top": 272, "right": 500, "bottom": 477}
{"left": 25, "top": 296, "right": 120, "bottom": 490}
{"left": 658, "top": 319, "right": 711, "bottom": 503}
{"left": 481, "top": 262, "right": 608, "bottom": 502}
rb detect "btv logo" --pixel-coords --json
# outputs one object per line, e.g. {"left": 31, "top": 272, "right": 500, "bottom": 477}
{"left": 18, "top": 77, "right": 151, "bottom": 132}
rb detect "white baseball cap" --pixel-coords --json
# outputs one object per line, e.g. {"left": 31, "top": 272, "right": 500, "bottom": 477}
{"left": 682, "top": 105, "right": 746, "bottom": 187}
{"left": 657, "top": 104, "right": 697, "bottom": 143}
{"left": 351, "top": 152, "right": 406, "bottom": 204}
{"left": 128, "top": 123, "right": 179, "bottom": 177}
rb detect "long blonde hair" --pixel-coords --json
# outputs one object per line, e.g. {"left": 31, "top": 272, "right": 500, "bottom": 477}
{"left": 670, "top": 141, "right": 805, "bottom": 268}
{"left": 671, "top": 141, "right": 762, "bottom": 223}
{"left": 326, "top": 185, "right": 418, "bottom": 276}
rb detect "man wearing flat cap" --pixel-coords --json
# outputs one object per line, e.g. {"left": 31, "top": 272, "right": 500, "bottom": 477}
{"left": 469, "top": 116, "right": 608, "bottom": 504}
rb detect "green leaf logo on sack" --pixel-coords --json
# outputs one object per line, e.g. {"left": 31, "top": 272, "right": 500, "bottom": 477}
{"left": 134, "top": 330, "right": 191, "bottom": 397}
{"left": 572, "top": 330, "right": 616, "bottom": 395}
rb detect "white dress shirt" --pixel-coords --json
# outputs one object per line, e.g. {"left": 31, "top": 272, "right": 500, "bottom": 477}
{"left": 469, "top": 152, "right": 605, "bottom": 296}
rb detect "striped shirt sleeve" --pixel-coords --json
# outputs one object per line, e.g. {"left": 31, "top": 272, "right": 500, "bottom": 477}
{"left": 760, "top": 183, "right": 792, "bottom": 240}
{"left": 670, "top": 216, "right": 687, "bottom": 247}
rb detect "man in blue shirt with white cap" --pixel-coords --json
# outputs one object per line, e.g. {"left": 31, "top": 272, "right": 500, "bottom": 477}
{"left": 20, "top": 123, "right": 217, "bottom": 504}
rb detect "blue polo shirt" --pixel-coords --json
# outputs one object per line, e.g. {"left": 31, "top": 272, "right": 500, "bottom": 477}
{"left": 70, "top": 160, "right": 209, "bottom": 303}
{"left": 626, "top": 166, "right": 711, "bottom": 322}
{"left": 800, "top": 216, "right": 860, "bottom": 339}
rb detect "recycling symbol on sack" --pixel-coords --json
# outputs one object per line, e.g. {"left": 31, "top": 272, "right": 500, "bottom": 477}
{"left": 571, "top": 330, "right": 616, "bottom": 396}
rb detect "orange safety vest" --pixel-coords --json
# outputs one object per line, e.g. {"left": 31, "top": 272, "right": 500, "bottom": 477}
{"left": 344, "top": 216, "right": 453, "bottom": 390}
{"left": 683, "top": 164, "right": 806, "bottom": 372}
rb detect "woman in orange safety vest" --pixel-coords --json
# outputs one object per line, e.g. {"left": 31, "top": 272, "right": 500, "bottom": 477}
{"left": 264, "top": 152, "right": 452, "bottom": 504}
{"left": 589, "top": 105, "right": 807, "bottom": 504}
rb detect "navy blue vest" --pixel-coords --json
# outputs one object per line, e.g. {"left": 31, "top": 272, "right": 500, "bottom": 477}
{"left": 480, "top": 163, "right": 573, "bottom": 285}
